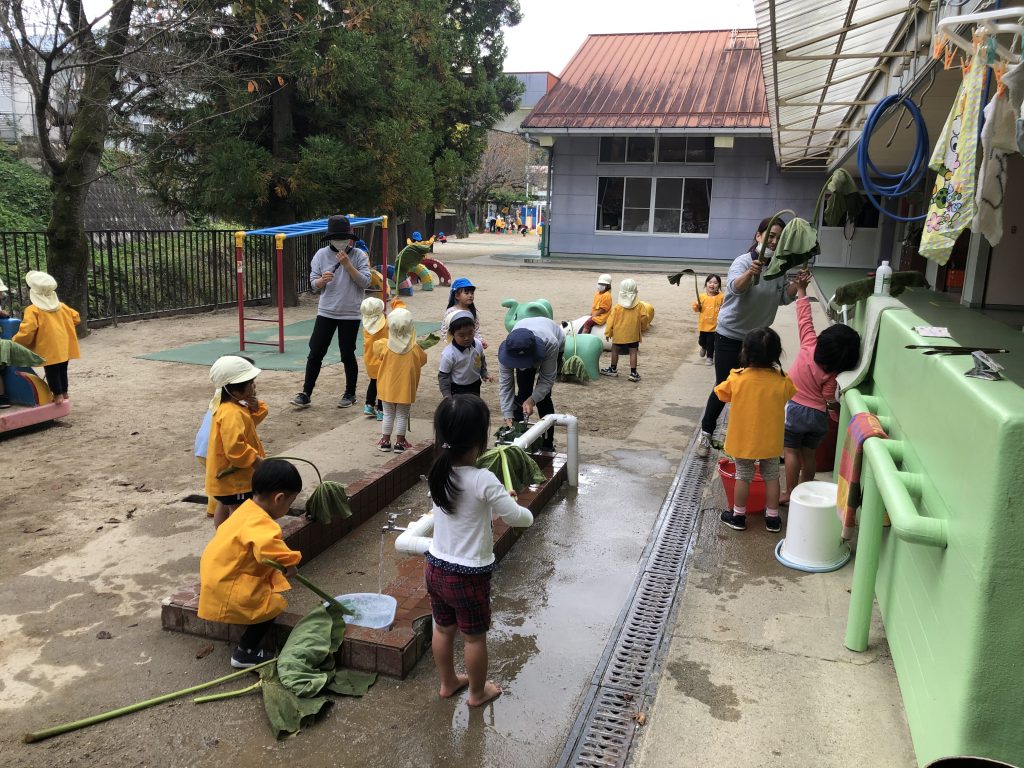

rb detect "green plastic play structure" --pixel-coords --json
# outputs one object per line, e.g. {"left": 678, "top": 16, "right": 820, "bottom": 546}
{"left": 835, "top": 295, "right": 1024, "bottom": 768}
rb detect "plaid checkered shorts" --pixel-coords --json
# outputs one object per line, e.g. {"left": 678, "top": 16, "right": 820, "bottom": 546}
{"left": 425, "top": 561, "right": 492, "bottom": 635}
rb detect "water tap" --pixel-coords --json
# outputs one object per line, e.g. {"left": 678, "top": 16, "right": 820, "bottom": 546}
{"left": 381, "top": 513, "right": 406, "bottom": 534}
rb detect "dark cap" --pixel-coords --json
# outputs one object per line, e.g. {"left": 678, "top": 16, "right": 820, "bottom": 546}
{"left": 326, "top": 215, "right": 357, "bottom": 240}
{"left": 498, "top": 328, "right": 542, "bottom": 369}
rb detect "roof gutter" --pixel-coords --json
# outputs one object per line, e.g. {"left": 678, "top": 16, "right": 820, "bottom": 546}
{"left": 521, "top": 126, "right": 772, "bottom": 136}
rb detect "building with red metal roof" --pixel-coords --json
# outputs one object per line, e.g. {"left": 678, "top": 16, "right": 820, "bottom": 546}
{"left": 520, "top": 29, "right": 826, "bottom": 261}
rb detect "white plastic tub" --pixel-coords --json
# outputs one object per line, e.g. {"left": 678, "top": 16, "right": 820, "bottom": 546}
{"left": 775, "top": 481, "right": 851, "bottom": 572}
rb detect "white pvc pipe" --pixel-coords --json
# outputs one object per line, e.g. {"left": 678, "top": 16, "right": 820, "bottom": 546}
{"left": 513, "top": 413, "right": 578, "bottom": 487}
{"left": 394, "top": 512, "right": 434, "bottom": 555}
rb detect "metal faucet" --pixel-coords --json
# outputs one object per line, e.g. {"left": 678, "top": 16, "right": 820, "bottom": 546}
{"left": 381, "top": 513, "right": 406, "bottom": 534}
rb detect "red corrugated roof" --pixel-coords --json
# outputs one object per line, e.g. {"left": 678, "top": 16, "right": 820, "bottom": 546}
{"left": 522, "top": 30, "right": 769, "bottom": 130}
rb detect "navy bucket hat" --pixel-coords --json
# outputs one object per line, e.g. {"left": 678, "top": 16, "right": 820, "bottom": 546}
{"left": 499, "top": 328, "right": 543, "bottom": 369}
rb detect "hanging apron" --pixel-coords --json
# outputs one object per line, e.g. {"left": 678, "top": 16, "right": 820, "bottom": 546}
{"left": 919, "top": 46, "right": 987, "bottom": 266}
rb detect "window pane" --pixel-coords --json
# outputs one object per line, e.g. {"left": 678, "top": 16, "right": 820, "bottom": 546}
{"left": 654, "top": 178, "right": 683, "bottom": 208}
{"left": 682, "top": 178, "right": 713, "bottom": 233}
{"left": 599, "top": 137, "right": 626, "bottom": 163}
{"left": 623, "top": 209, "right": 650, "bottom": 232}
{"left": 624, "top": 177, "right": 651, "bottom": 208}
{"left": 653, "top": 209, "right": 681, "bottom": 233}
{"left": 626, "top": 137, "right": 655, "bottom": 163}
{"left": 685, "top": 137, "right": 715, "bottom": 163}
{"left": 658, "top": 137, "right": 687, "bottom": 163}
{"left": 596, "top": 177, "right": 624, "bottom": 231}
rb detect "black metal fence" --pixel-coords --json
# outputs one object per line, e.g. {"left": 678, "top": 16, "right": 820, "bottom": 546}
{"left": 0, "top": 227, "right": 387, "bottom": 327}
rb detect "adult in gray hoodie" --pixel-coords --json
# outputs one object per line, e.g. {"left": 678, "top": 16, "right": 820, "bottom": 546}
{"left": 291, "top": 216, "right": 372, "bottom": 409}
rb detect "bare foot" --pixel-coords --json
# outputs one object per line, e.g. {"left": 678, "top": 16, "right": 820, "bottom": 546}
{"left": 779, "top": 495, "right": 790, "bottom": 506}
{"left": 439, "top": 674, "right": 469, "bottom": 699}
{"left": 467, "top": 680, "right": 502, "bottom": 708}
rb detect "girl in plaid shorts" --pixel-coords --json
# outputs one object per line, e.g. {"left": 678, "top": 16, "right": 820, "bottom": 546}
{"left": 425, "top": 394, "right": 533, "bottom": 707}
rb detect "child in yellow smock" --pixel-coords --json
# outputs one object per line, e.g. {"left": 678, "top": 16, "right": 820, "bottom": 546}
{"left": 373, "top": 307, "right": 427, "bottom": 454}
{"left": 205, "top": 355, "right": 268, "bottom": 527}
{"left": 581, "top": 273, "right": 613, "bottom": 333}
{"left": 198, "top": 459, "right": 303, "bottom": 668}
{"left": 360, "top": 297, "right": 388, "bottom": 420}
{"left": 714, "top": 327, "right": 797, "bottom": 533}
{"left": 692, "top": 274, "right": 724, "bottom": 366}
{"left": 11, "top": 270, "right": 80, "bottom": 404}
{"left": 600, "top": 279, "right": 651, "bottom": 383}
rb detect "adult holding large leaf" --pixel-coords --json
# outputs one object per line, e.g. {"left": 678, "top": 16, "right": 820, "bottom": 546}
{"left": 291, "top": 216, "right": 372, "bottom": 410}
{"left": 696, "top": 217, "right": 809, "bottom": 458}
{"left": 497, "top": 317, "right": 565, "bottom": 452}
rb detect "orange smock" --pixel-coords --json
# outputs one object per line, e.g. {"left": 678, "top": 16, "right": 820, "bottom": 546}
{"left": 714, "top": 367, "right": 797, "bottom": 460}
{"left": 590, "top": 291, "right": 612, "bottom": 325}
{"left": 362, "top": 323, "right": 389, "bottom": 379}
{"left": 197, "top": 499, "right": 301, "bottom": 624}
{"left": 692, "top": 292, "right": 725, "bottom": 332}
{"left": 205, "top": 400, "right": 268, "bottom": 497}
{"left": 604, "top": 304, "right": 652, "bottom": 345}
{"left": 11, "top": 304, "right": 80, "bottom": 364}
{"left": 372, "top": 340, "right": 427, "bottom": 404}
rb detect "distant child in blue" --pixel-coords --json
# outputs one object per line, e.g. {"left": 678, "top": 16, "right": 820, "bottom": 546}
{"left": 440, "top": 277, "right": 486, "bottom": 348}
{"left": 438, "top": 310, "right": 489, "bottom": 398}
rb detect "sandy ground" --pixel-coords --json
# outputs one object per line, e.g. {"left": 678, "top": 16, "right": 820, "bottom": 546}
{"left": 0, "top": 235, "right": 712, "bottom": 765}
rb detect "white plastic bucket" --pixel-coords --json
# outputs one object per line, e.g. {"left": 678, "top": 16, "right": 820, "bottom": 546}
{"left": 326, "top": 593, "right": 397, "bottom": 629}
{"left": 775, "top": 481, "right": 851, "bottom": 572}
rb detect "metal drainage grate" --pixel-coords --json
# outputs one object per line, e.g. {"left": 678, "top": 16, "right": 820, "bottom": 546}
{"left": 558, "top": 430, "right": 714, "bottom": 768}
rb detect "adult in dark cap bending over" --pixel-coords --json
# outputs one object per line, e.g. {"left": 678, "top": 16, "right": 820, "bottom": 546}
{"left": 497, "top": 317, "right": 565, "bottom": 451}
{"left": 291, "top": 216, "right": 372, "bottom": 409}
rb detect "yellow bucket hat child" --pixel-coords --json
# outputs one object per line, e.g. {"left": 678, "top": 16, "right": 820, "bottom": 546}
{"left": 209, "top": 355, "right": 262, "bottom": 410}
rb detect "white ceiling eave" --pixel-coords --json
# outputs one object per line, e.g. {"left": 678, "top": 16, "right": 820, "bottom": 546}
{"left": 755, "top": 0, "right": 929, "bottom": 169}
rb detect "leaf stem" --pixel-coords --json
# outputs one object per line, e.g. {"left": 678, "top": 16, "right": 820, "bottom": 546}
{"left": 193, "top": 679, "right": 263, "bottom": 704}
{"left": 23, "top": 659, "right": 276, "bottom": 743}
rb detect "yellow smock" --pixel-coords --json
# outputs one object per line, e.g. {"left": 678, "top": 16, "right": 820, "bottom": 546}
{"left": 604, "top": 304, "right": 651, "bottom": 345}
{"left": 692, "top": 292, "right": 724, "bottom": 332}
{"left": 714, "top": 367, "right": 797, "bottom": 460}
{"left": 205, "top": 400, "right": 268, "bottom": 497}
{"left": 590, "top": 291, "right": 612, "bottom": 325}
{"left": 197, "top": 499, "right": 301, "bottom": 624}
{"left": 372, "top": 340, "right": 427, "bottom": 404}
{"left": 362, "top": 323, "right": 389, "bottom": 379}
{"left": 11, "top": 304, "right": 81, "bottom": 364}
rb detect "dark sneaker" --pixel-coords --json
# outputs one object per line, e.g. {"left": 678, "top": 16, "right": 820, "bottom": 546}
{"left": 377, "top": 437, "right": 392, "bottom": 452}
{"left": 696, "top": 431, "right": 713, "bottom": 458}
{"left": 290, "top": 392, "right": 311, "bottom": 408}
{"left": 230, "top": 646, "right": 275, "bottom": 669}
{"left": 628, "top": 371, "right": 641, "bottom": 383}
{"left": 599, "top": 367, "right": 618, "bottom": 377}
{"left": 393, "top": 437, "right": 411, "bottom": 453}
{"left": 0, "top": 394, "right": 10, "bottom": 409}
{"left": 765, "top": 515, "right": 782, "bottom": 533}
{"left": 338, "top": 394, "right": 356, "bottom": 408}
{"left": 720, "top": 510, "right": 747, "bottom": 530}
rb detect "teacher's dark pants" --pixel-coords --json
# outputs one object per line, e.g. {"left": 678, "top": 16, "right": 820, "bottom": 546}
{"left": 699, "top": 333, "right": 744, "bottom": 435}
{"left": 302, "top": 316, "right": 360, "bottom": 399}
{"left": 512, "top": 367, "right": 555, "bottom": 450}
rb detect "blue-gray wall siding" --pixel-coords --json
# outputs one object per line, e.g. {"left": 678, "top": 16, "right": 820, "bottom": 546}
{"left": 547, "top": 136, "right": 824, "bottom": 261}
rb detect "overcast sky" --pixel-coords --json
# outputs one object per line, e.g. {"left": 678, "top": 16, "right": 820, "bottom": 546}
{"left": 502, "top": 0, "right": 757, "bottom": 75}
{"left": 80, "top": 0, "right": 757, "bottom": 77}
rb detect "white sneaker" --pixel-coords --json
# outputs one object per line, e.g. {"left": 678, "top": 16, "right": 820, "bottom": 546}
{"left": 704, "top": 357, "right": 714, "bottom": 366}
{"left": 696, "top": 431, "right": 712, "bottom": 458}
{"left": 699, "top": 347, "right": 707, "bottom": 358}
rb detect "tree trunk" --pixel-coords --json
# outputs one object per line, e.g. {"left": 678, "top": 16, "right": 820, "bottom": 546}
{"left": 455, "top": 197, "right": 470, "bottom": 238}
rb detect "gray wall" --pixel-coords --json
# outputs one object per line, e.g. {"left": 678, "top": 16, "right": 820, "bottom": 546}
{"left": 548, "top": 135, "right": 824, "bottom": 261}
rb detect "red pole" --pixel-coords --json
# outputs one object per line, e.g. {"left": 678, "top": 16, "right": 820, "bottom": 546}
{"left": 381, "top": 215, "right": 389, "bottom": 313}
{"left": 275, "top": 233, "right": 285, "bottom": 353}
{"left": 234, "top": 231, "right": 246, "bottom": 351}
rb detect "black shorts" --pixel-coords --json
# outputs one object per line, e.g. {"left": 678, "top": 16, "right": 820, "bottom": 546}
{"left": 615, "top": 341, "right": 639, "bottom": 353}
{"left": 784, "top": 402, "right": 828, "bottom": 449}
{"left": 214, "top": 491, "right": 253, "bottom": 505}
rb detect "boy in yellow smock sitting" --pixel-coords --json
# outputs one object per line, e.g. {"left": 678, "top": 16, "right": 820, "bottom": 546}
{"left": 580, "top": 273, "right": 613, "bottom": 334}
{"left": 198, "top": 459, "right": 303, "bottom": 668}
{"left": 600, "top": 279, "right": 651, "bottom": 383}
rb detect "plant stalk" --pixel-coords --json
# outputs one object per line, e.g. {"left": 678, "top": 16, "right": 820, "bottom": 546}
{"left": 260, "top": 558, "right": 351, "bottom": 614}
{"left": 23, "top": 659, "right": 276, "bottom": 743}
{"left": 193, "top": 679, "right": 263, "bottom": 704}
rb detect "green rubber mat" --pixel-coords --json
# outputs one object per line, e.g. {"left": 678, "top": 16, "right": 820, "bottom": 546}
{"left": 137, "top": 318, "right": 441, "bottom": 371}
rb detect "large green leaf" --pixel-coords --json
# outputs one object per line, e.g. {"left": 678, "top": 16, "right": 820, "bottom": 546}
{"left": 326, "top": 669, "right": 378, "bottom": 697}
{"left": 477, "top": 444, "right": 544, "bottom": 491}
{"left": 259, "top": 665, "right": 333, "bottom": 740}
{"left": 276, "top": 604, "right": 348, "bottom": 697}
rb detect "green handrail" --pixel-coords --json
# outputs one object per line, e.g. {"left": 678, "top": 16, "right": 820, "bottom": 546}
{"left": 843, "top": 387, "right": 948, "bottom": 652}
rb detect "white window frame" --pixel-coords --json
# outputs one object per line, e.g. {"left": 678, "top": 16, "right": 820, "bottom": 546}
{"left": 594, "top": 176, "right": 713, "bottom": 237}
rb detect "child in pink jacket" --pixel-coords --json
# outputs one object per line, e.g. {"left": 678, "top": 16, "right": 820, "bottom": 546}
{"left": 781, "top": 278, "right": 861, "bottom": 503}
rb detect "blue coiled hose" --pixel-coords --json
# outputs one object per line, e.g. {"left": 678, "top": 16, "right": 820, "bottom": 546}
{"left": 856, "top": 94, "right": 930, "bottom": 221}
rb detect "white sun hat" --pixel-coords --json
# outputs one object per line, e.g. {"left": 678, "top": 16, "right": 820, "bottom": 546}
{"left": 360, "top": 296, "right": 386, "bottom": 335}
{"left": 618, "top": 278, "right": 639, "bottom": 309}
{"left": 386, "top": 308, "right": 416, "bottom": 354}
{"left": 25, "top": 270, "right": 59, "bottom": 311}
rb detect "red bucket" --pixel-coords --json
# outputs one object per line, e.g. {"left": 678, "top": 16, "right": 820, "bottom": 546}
{"left": 717, "top": 458, "right": 767, "bottom": 514}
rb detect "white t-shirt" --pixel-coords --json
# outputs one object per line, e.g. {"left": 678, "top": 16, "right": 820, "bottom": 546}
{"left": 428, "top": 466, "right": 533, "bottom": 568}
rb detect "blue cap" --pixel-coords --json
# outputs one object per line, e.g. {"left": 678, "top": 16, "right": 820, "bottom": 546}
{"left": 450, "top": 277, "right": 476, "bottom": 292}
{"left": 499, "top": 328, "right": 542, "bottom": 369}
{"left": 437, "top": 231, "right": 445, "bottom": 237}
{"left": 412, "top": 231, "right": 423, "bottom": 241}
